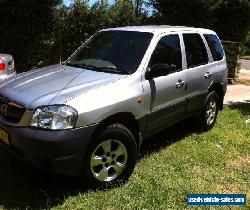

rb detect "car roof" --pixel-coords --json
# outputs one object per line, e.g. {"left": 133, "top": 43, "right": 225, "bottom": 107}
{"left": 102, "top": 25, "right": 216, "bottom": 35}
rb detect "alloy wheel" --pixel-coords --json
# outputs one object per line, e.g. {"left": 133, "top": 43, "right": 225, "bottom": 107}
{"left": 206, "top": 99, "right": 217, "bottom": 126}
{"left": 90, "top": 139, "right": 128, "bottom": 182}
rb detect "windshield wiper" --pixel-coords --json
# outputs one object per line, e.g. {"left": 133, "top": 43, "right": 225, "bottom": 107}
{"left": 64, "top": 62, "right": 130, "bottom": 74}
{"left": 96, "top": 66, "right": 130, "bottom": 74}
{"left": 64, "top": 62, "right": 96, "bottom": 69}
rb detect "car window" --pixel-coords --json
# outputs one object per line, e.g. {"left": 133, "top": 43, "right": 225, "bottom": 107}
{"left": 183, "top": 33, "right": 209, "bottom": 68}
{"left": 204, "top": 34, "right": 224, "bottom": 61}
{"left": 150, "top": 34, "right": 182, "bottom": 72}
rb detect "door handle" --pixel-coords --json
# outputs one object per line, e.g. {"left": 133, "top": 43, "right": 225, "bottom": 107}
{"left": 176, "top": 79, "right": 185, "bottom": 89}
{"left": 204, "top": 72, "right": 213, "bottom": 79}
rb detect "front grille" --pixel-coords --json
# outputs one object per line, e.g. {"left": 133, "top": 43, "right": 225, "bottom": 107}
{"left": 0, "top": 95, "right": 25, "bottom": 123}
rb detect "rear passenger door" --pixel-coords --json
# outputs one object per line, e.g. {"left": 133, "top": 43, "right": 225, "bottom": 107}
{"left": 182, "top": 33, "right": 213, "bottom": 113}
{"left": 203, "top": 33, "right": 227, "bottom": 84}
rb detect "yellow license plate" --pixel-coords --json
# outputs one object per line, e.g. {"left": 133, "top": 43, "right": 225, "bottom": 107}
{"left": 0, "top": 128, "right": 9, "bottom": 145}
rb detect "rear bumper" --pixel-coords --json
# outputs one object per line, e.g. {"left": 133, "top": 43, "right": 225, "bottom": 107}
{"left": 0, "top": 123, "right": 98, "bottom": 177}
{"left": 0, "top": 71, "right": 16, "bottom": 81}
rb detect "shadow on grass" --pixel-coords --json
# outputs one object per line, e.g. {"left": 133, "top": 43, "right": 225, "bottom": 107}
{"left": 139, "top": 118, "right": 201, "bottom": 159}
{"left": 0, "top": 118, "right": 201, "bottom": 209}
{"left": 226, "top": 101, "right": 250, "bottom": 116}
{"left": 0, "top": 147, "right": 85, "bottom": 210}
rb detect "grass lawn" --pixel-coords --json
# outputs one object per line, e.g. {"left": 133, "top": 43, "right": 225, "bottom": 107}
{"left": 240, "top": 55, "right": 250, "bottom": 60}
{"left": 237, "top": 79, "right": 250, "bottom": 85}
{"left": 0, "top": 104, "right": 249, "bottom": 210}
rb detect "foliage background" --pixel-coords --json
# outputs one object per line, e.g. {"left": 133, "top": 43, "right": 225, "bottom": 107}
{"left": 0, "top": 0, "right": 250, "bottom": 72}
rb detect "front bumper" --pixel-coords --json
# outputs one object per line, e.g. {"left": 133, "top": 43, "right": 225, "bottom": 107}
{"left": 0, "top": 123, "right": 98, "bottom": 177}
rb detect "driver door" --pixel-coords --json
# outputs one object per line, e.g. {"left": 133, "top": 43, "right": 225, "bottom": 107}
{"left": 144, "top": 34, "right": 187, "bottom": 135}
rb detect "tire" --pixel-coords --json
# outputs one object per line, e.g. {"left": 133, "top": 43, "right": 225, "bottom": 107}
{"left": 79, "top": 123, "right": 138, "bottom": 188}
{"left": 200, "top": 91, "right": 219, "bottom": 131}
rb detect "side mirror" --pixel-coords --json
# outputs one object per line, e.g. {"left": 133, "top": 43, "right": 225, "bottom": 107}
{"left": 145, "top": 63, "right": 171, "bottom": 80}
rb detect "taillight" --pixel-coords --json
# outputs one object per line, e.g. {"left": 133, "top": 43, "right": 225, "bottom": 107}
{"left": 0, "top": 63, "right": 5, "bottom": 71}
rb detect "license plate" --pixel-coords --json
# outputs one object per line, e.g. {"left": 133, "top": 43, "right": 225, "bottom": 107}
{"left": 0, "top": 128, "right": 9, "bottom": 145}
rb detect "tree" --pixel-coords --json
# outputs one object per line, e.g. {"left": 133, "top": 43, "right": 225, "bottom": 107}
{"left": 241, "top": 31, "right": 250, "bottom": 56}
{"left": 88, "top": 1, "right": 113, "bottom": 35}
{"left": 62, "top": 0, "right": 90, "bottom": 56}
{"left": 0, "top": 0, "right": 149, "bottom": 71}
{"left": 132, "top": 0, "right": 143, "bottom": 15}
{"left": 111, "top": 0, "right": 141, "bottom": 27}
{"left": 212, "top": 0, "right": 250, "bottom": 42}
{"left": 150, "top": 0, "right": 213, "bottom": 27}
{"left": 0, "top": 0, "right": 62, "bottom": 72}
{"left": 60, "top": 0, "right": 145, "bottom": 55}
{"left": 56, "top": 0, "right": 113, "bottom": 60}
{"left": 150, "top": 0, "right": 250, "bottom": 42}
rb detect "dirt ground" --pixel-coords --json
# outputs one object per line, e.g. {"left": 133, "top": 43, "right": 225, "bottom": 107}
{"left": 224, "top": 59, "right": 250, "bottom": 104}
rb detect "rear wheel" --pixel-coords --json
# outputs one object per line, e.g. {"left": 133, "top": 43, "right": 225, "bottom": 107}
{"left": 79, "top": 123, "right": 138, "bottom": 188}
{"left": 200, "top": 91, "right": 219, "bottom": 131}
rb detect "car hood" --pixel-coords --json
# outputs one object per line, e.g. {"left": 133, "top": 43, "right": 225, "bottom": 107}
{"left": 0, "top": 64, "right": 126, "bottom": 109}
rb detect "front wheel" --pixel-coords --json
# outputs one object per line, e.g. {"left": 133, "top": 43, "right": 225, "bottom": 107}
{"left": 79, "top": 123, "right": 138, "bottom": 188}
{"left": 200, "top": 91, "right": 219, "bottom": 131}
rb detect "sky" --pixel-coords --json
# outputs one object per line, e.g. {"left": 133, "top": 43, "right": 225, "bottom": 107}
{"left": 64, "top": 0, "right": 71, "bottom": 6}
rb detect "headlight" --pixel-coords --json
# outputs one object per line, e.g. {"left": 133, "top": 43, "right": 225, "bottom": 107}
{"left": 30, "top": 105, "right": 78, "bottom": 130}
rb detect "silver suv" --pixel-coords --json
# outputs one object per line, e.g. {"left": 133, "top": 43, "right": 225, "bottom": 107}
{"left": 0, "top": 26, "right": 227, "bottom": 187}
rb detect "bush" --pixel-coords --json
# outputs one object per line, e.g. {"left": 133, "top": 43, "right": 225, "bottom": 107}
{"left": 0, "top": 0, "right": 61, "bottom": 72}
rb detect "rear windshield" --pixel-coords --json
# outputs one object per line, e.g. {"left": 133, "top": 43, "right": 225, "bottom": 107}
{"left": 67, "top": 31, "right": 153, "bottom": 74}
{"left": 204, "top": 34, "right": 224, "bottom": 61}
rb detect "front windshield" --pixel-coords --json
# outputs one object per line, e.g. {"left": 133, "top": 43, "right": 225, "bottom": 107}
{"left": 66, "top": 30, "right": 153, "bottom": 74}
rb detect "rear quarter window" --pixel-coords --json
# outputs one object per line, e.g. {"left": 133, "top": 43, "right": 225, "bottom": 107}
{"left": 204, "top": 34, "right": 224, "bottom": 61}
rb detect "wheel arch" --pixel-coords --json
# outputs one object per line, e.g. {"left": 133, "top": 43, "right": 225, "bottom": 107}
{"left": 91, "top": 112, "right": 141, "bottom": 149}
{"left": 208, "top": 82, "right": 224, "bottom": 110}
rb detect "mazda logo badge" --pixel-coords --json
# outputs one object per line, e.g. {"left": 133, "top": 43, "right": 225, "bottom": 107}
{"left": 1, "top": 104, "right": 8, "bottom": 116}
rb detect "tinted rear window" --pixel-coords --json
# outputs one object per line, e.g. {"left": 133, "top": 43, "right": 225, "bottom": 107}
{"left": 204, "top": 34, "right": 224, "bottom": 61}
{"left": 183, "top": 33, "right": 209, "bottom": 68}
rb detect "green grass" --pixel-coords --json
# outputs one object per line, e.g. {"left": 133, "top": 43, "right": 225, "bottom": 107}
{"left": 240, "top": 55, "right": 250, "bottom": 60}
{"left": 0, "top": 104, "right": 250, "bottom": 210}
